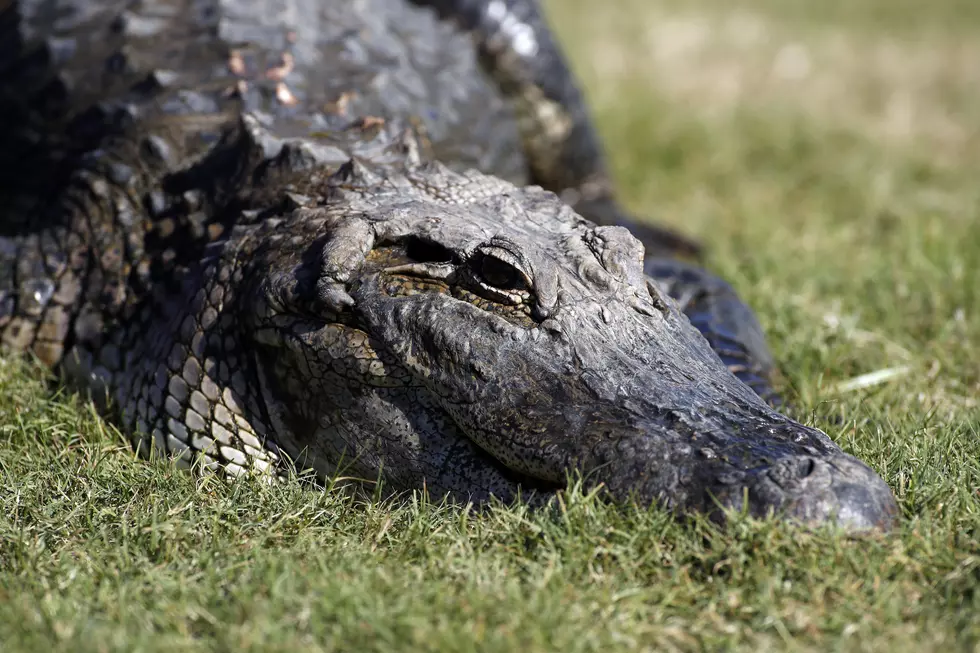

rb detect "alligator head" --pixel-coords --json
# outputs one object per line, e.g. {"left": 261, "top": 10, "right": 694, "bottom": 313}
{"left": 236, "top": 150, "right": 897, "bottom": 532}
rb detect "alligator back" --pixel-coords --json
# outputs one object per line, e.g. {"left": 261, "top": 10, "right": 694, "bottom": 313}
{"left": 0, "top": 0, "right": 528, "bottom": 223}
{"left": 0, "top": 0, "right": 531, "bottom": 366}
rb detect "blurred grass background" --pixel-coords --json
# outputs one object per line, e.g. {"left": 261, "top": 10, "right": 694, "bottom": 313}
{"left": 0, "top": 0, "right": 978, "bottom": 650}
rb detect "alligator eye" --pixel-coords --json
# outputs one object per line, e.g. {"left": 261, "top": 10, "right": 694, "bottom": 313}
{"left": 476, "top": 254, "right": 522, "bottom": 290}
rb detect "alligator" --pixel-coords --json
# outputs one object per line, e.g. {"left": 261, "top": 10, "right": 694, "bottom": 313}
{"left": 0, "top": 0, "right": 898, "bottom": 530}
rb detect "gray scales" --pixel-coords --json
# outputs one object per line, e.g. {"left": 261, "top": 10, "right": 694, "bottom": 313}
{"left": 0, "top": 0, "right": 897, "bottom": 530}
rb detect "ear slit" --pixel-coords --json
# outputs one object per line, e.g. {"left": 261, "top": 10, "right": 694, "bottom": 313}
{"left": 403, "top": 236, "right": 456, "bottom": 264}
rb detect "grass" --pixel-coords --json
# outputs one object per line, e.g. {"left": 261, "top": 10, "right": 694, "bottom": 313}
{"left": 2, "top": 0, "right": 980, "bottom": 650}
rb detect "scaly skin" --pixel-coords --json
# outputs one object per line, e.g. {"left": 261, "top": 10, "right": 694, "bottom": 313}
{"left": 0, "top": 0, "right": 898, "bottom": 529}
{"left": 411, "top": 0, "right": 703, "bottom": 256}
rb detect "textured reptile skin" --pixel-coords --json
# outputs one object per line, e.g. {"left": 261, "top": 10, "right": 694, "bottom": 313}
{"left": 0, "top": 0, "right": 897, "bottom": 529}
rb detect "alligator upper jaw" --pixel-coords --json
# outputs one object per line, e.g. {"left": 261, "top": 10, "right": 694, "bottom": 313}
{"left": 496, "top": 406, "right": 899, "bottom": 533}
{"left": 693, "top": 452, "right": 899, "bottom": 532}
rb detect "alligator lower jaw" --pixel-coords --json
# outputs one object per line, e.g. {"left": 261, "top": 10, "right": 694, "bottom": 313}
{"left": 471, "top": 432, "right": 897, "bottom": 533}
{"left": 480, "top": 452, "right": 568, "bottom": 500}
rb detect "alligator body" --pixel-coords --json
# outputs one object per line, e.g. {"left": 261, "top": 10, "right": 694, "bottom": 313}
{"left": 0, "top": 0, "right": 897, "bottom": 529}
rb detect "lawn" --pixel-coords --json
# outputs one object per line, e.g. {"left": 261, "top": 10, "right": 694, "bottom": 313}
{"left": 1, "top": 0, "right": 979, "bottom": 650}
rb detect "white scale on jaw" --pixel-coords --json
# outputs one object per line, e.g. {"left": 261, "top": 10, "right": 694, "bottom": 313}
{"left": 485, "top": 0, "right": 539, "bottom": 58}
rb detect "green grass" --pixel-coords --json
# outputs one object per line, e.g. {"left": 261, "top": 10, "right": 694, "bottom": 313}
{"left": 2, "top": 0, "right": 980, "bottom": 650}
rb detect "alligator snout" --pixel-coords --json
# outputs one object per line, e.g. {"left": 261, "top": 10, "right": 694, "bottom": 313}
{"left": 573, "top": 409, "right": 897, "bottom": 532}
{"left": 711, "top": 454, "right": 899, "bottom": 531}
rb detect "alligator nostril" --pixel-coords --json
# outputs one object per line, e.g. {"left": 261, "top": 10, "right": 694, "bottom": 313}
{"left": 766, "top": 455, "right": 820, "bottom": 488}
{"left": 796, "top": 457, "right": 816, "bottom": 478}
{"left": 782, "top": 455, "right": 897, "bottom": 531}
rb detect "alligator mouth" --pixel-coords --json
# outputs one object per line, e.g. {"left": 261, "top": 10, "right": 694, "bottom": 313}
{"left": 490, "top": 458, "right": 568, "bottom": 497}
{"left": 716, "top": 453, "right": 899, "bottom": 531}
{"left": 496, "top": 451, "right": 897, "bottom": 531}
{"left": 458, "top": 407, "right": 898, "bottom": 531}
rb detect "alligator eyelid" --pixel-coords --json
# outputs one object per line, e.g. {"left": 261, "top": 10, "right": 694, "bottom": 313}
{"left": 384, "top": 262, "right": 456, "bottom": 281}
{"left": 469, "top": 255, "right": 533, "bottom": 302}
{"left": 475, "top": 282, "right": 525, "bottom": 305}
{"left": 479, "top": 236, "right": 532, "bottom": 273}
{"left": 472, "top": 247, "right": 533, "bottom": 290}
